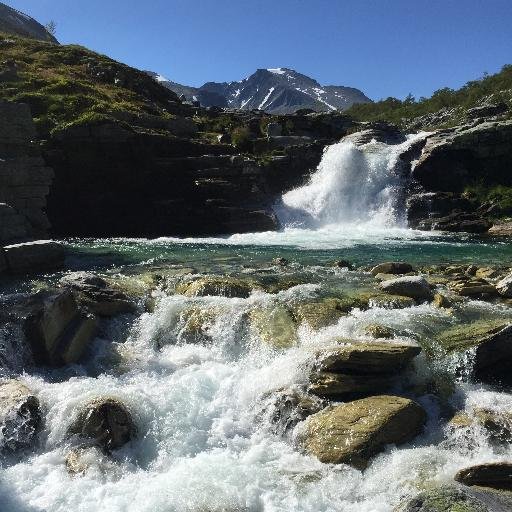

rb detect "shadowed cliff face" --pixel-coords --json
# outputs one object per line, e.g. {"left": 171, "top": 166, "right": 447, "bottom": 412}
{"left": 0, "top": 2, "right": 58, "bottom": 43}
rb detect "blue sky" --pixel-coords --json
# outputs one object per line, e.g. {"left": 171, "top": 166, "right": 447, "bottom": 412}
{"left": 6, "top": 0, "right": 512, "bottom": 101}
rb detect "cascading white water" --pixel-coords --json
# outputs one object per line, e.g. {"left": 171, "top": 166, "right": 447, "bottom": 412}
{"left": 277, "top": 133, "right": 427, "bottom": 230}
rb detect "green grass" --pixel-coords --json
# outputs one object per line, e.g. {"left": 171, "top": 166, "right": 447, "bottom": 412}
{"left": 0, "top": 33, "right": 180, "bottom": 135}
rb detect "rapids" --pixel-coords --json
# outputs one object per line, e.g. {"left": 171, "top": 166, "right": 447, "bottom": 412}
{"left": 1, "top": 136, "right": 511, "bottom": 512}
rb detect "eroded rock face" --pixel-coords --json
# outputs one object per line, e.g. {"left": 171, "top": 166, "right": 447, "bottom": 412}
{"left": 0, "top": 380, "right": 41, "bottom": 454}
{"left": 24, "top": 289, "right": 97, "bottom": 366}
{"left": 379, "top": 276, "right": 433, "bottom": 301}
{"left": 455, "top": 463, "right": 512, "bottom": 491}
{"left": 67, "top": 398, "right": 135, "bottom": 452}
{"left": 301, "top": 395, "right": 426, "bottom": 469}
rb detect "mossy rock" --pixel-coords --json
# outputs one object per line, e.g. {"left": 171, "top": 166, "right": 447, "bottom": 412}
{"left": 249, "top": 305, "right": 297, "bottom": 349}
{"left": 309, "top": 371, "right": 395, "bottom": 399}
{"left": 364, "top": 324, "right": 397, "bottom": 339}
{"left": 395, "top": 486, "right": 494, "bottom": 512}
{"left": 176, "top": 276, "right": 254, "bottom": 298}
{"left": 179, "top": 306, "right": 221, "bottom": 343}
{"left": 302, "top": 395, "right": 426, "bottom": 469}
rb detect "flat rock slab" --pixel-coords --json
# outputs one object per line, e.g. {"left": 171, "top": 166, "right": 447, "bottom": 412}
{"left": 302, "top": 395, "right": 426, "bottom": 469}
{"left": 3, "top": 240, "right": 64, "bottom": 274}
{"left": 455, "top": 462, "right": 512, "bottom": 490}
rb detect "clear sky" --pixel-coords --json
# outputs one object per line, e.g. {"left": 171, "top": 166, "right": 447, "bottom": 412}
{"left": 6, "top": 0, "right": 512, "bottom": 101}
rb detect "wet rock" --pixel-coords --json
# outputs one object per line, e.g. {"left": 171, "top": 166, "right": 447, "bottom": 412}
{"left": 179, "top": 306, "right": 219, "bottom": 343}
{"left": 67, "top": 398, "right": 135, "bottom": 452}
{"left": 309, "top": 371, "right": 395, "bottom": 399}
{"left": 332, "top": 259, "right": 354, "bottom": 269}
{"left": 293, "top": 298, "right": 348, "bottom": 330}
{"left": 449, "top": 278, "right": 497, "bottom": 297}
{"left": 60, "top": 272, "right": 135, "bottom": 316}
{"left": 302, "top": 395, "right": 426, "bottom": 469}
{"left": 176, "top": 276, "right": 253, "bottom": 298}
{"left": 314, "top": 342, "right": 421, "bottom": 375}
{"left": 450, "top": 409, "right": 512, "bottom": 443}
{"left": 418, "top": 211, "right": 492, "bottom": 234}
{"left": 24, "top": 289, "right": 97, "bottom": 366}
{"left": 379, "top": 276, "right": 433, "bottom": 301}
{"left": 433, "top": 293, "right": 452, "bottom": 308}
{"left": 0, "top": 380, "right": 41, "bottom": 453}
{"left": 455, "top": 462, "right": 512, "bottom": 491}
{"left": 496, "top": 274, "right": 512, "bottom": 297}
{"left": 370, "top": 262, "right": 413, "bottom": 276}
{"left": 249, "top": 305, "right": 297, "bottom": 348}
{"left": 476, "top": 267, "right": 500, "bottom": 280}
{"left": 395, "top": 485, "right": 511, "bottom": 512}
{"left": 65, "top": 445, "right": 110, "bottom": 476}
{"left": 259, "top": 388, "right": 325, "bottom": 435}
{"left": 436, "top": 321, "right": 512, "bottom": 385}
{"left": 489, "top": 221, "right": 512, "bottom": 237}
{"left": 3, "top": 240, "right": 65, "bottom": 274}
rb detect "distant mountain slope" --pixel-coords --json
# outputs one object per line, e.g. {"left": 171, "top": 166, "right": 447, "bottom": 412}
{"left": 151, "top": 67, "right": 371, "bottom": 113}
{"left": 0, "top": 2, "right": 58, "bottom": 43}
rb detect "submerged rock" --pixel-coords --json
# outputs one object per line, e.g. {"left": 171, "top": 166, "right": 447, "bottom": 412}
{"left": 370, "top": 262, "right": 414, "bottom": 276}
{"left": 249, "top": 305, "right": 297, "bottom": 348}
{"left": 450, "top": 409, "right": 512, "bottom": 443}
{"left": 436, "top": 321, "right": 512, "bottom": 384}
{"left": 293, "top": 298, "right": 347, "bottom": 330}
{"left": 24, "top": 289, "right": 98, "bottom": 366}
{"left": 176, "top": 276, "right": 254, "bottom": 298}
{"left": 0, "top": 380, "right": 41, "bottom": 454}
{"left": 60, "top": 272, "right": 135, "bottom": 316}
{"left": 67, "top": 398, "right": 135, "bottom": 452}
{"left": 302, "top": 395, "right": 426, "bottom": 469}
{"left": 65, "top": 445, "right": 110, "bottom": 476}
{"left": 455, "top": 462, "right": 512, "bottom": 491}
{"left": 379, "top": 276, "right": 433, "bottom": 301}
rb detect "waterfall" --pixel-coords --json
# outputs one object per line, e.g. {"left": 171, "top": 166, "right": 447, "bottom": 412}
{"left": 277, "top": 133, "right": 427, "bottom": 230}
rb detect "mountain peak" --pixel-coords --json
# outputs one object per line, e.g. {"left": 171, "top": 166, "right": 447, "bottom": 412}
{"left": 151, "top": 68, "right": 371, "bottom": 114}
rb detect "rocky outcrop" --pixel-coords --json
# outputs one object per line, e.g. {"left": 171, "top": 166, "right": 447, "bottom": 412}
{"left": 0, "top": 2, "right": 58, "bottom": 43}
{"left": 67, "top": 398, "right": 135, "bottom": 452}
{"left": 301, "top": 395, "right": 426, "bottom": 469}
{"left": 407, "top": 120, "right": 512, "bottom": 232}
{"left": 0, "top": 379, "right": 41, "bottom": 454}
{"left": 0, "top": 101, "right": 54, "bottom": 243}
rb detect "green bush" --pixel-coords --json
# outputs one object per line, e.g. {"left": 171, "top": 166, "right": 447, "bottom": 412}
{"left": 231, "top": 126, "right": 251, "bottom": 150}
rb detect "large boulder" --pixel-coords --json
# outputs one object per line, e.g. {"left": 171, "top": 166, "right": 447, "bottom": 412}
{"left": 436, "top": 321, "right": 512, "bottom": 385}
{"left": 67, "top": 398, "right": 136, "bottom": 452}
{"left": 455, "top": 463, "right": 512, "bottom": 491}
{"left": 0, "top": 380, "right": 41, "bottom": 454}
{"left": 60, "top": 272, "right": 135, "bottom": 316}
{"left": 176, "top": 276, "right": 254, "bottom": 298}
{"left": 24, "top": 290, "right": 97, "bottom": 366}
{"left": 3, "top": 240, "right": 65, "bottom": 274}
{"left": 379, "top": 276, "right": 433, "bottom": 301}
{"left": 301, "top": 395, "right": 426, "bottom": 469}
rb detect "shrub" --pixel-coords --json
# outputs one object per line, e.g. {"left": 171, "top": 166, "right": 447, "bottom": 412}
{"left": 231, "top": 126, "right": 251, "bottom": 150}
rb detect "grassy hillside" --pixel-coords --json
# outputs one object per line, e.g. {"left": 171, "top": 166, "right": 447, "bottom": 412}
{"left": 0, "top": 33, "right": 182, "bottom": 135}
{"left": 346, "top": 65, "right": 512, "bottom": 129}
